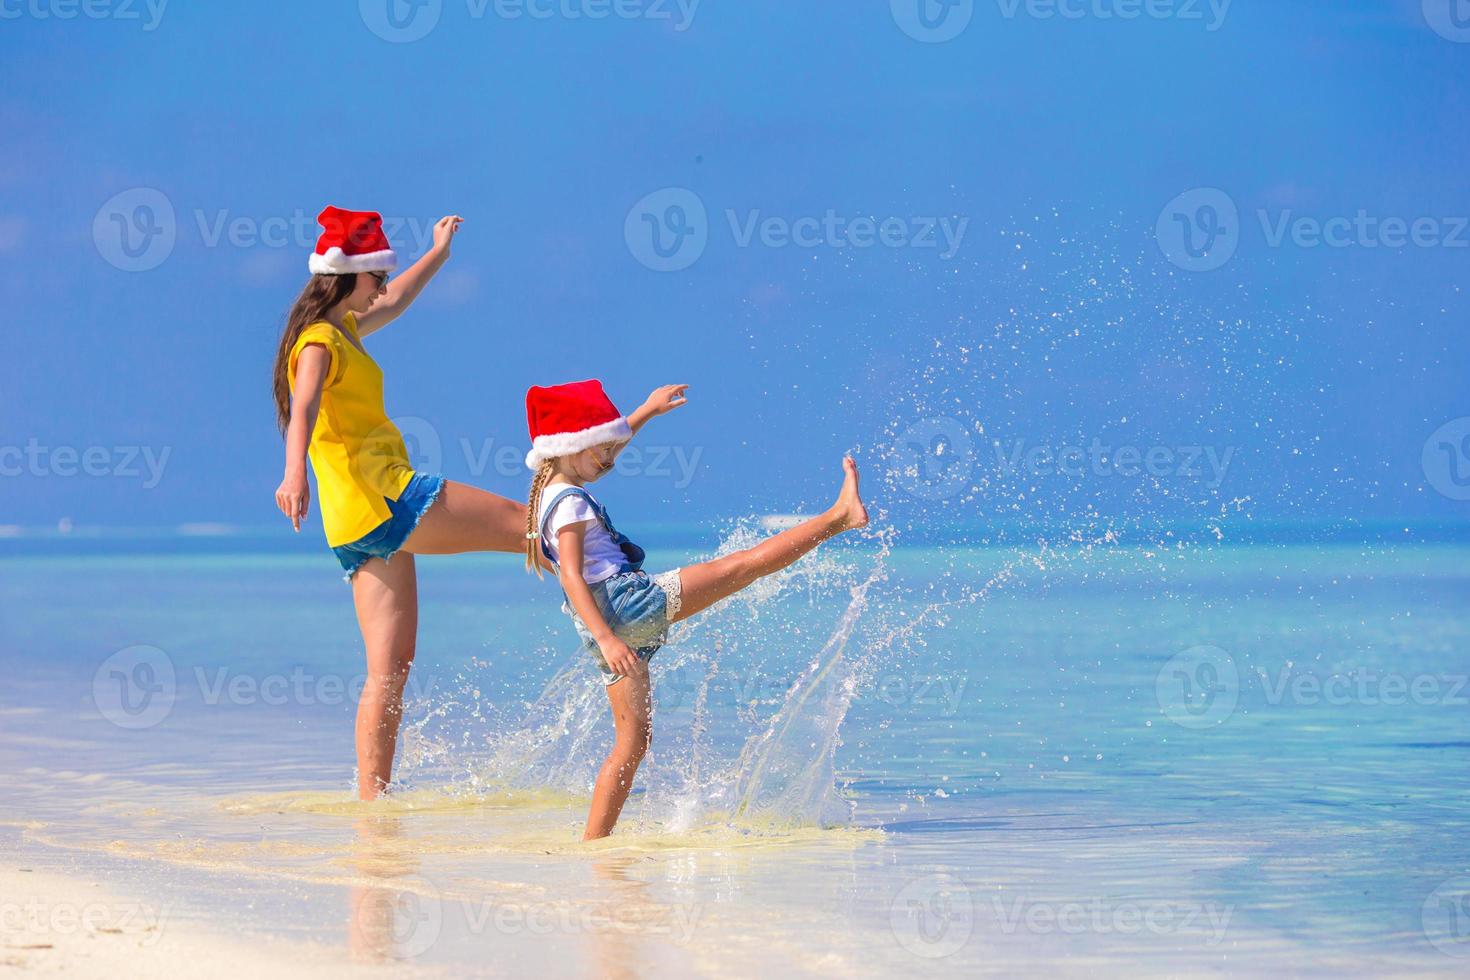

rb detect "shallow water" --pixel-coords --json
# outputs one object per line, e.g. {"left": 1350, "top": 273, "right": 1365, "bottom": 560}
{"left": 2, "top": 535, "right": 1468, "bottom": 975}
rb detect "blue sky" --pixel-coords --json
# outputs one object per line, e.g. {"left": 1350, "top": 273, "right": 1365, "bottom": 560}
{"left": 2, "top": 0, "right": 1467, "bottom": 537}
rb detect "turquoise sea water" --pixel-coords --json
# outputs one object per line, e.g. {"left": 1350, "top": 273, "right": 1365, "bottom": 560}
{"left": 2, "top": 531, "right": 1468, "bottom": 975}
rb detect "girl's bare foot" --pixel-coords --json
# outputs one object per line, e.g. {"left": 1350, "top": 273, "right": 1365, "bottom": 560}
{"left": 829, "top": 457, "right": 869, "bottom": 531}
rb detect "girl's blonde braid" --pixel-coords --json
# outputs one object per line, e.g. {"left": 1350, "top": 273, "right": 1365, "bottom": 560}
{"left": 525, "top": 458, "right": 556, "bottom": 577}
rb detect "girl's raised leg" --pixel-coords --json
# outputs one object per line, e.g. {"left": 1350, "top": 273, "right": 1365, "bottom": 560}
{"left": 351, "top": 553, "right": 420, "bottom": 800}
{"left": 673, "top": 457, "right": 867, "bottom": 623}
{"left": 402, "top": 480, "right": 529, "bottom": 555}
{"left": 584, "top": 664, "right": 652, "bottom": 840}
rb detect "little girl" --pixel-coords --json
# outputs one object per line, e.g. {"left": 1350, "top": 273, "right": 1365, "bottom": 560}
{"left": 523, "top": 379, "right": 869, "bottom": 839}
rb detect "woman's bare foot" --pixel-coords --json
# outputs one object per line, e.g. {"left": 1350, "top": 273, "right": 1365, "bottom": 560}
{"left": 829, "top": 457, "right": 869, "bottom": 531}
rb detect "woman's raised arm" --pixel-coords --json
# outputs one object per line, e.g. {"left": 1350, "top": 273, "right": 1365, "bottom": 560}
{"left": 356, "top": 215, "right": 462, "bottom": 337}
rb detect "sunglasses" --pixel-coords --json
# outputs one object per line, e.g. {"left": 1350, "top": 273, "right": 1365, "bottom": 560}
{"left": 366, "top": 271, "right": 389, "bottom": 289}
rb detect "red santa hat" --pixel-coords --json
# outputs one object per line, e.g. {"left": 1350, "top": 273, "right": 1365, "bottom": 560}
{"left": 309, "top": 206, "right": 398, "bottom": 275}
{"left": 525, "top": 380, "right": 632, "bottom": 470}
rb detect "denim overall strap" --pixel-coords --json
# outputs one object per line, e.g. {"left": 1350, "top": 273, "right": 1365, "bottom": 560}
{"left": 539, "top": 486, "right": 595, "bottom": 570}
{"left": 538, "top": 486, "right": 645, "bottom": 573}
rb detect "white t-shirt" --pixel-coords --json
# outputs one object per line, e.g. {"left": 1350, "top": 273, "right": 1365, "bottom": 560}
{"left": 538, "top": 483, "right": 627, "bottom": 584}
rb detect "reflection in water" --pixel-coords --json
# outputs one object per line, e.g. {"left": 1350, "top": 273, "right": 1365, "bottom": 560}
{"left": 347, "top": 815, "right": 441, "bottom": 963}
{"left": 586, "top": 856, "right": 647, "bottom": 980}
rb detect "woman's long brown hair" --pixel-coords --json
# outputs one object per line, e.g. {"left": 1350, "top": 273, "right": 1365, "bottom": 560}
{"left": 271, "top": 274, "right": 358, "bottom": 434}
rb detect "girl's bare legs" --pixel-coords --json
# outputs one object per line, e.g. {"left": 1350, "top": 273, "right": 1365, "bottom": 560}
{"left": 402, "top": 480, "right": 529, "bottom": 555}
{"left": 351, "top": 553, "right": 420, "bottom": 800}
{"left": 584, "top": 665, "right": 652, "bottom": 840}
{"left": 674, "top": 457, "right": 868, "bottom": 623}
{"left": 580, "top": 459, "right": 865, "bottom": 837}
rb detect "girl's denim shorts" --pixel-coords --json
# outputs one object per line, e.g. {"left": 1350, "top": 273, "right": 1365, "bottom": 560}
{"left": 566, "top": 569, "right": 683, "bottom": 685}
{"left": 332, "top": 473, "right": 445, "bottom": 582}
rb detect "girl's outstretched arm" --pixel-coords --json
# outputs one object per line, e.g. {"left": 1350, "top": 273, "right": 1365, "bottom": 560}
{"left": 557, "top": 522, "right": 642, "bottom": 676}
{"left": 274, "top": 345, "right": 328, "bottom": 532}
{"left": 627, "top": 384, "right": 688, "bottom": 435}
{"left": 356, "top": 215, "right": 462, "bottom": 337}
{"left": 612, "top": 384, "right": 689, "bottom": 464}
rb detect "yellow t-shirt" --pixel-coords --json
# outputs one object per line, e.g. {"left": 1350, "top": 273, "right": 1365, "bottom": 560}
{"left": 288, "top": 312, "right": 415, "bottom": 547}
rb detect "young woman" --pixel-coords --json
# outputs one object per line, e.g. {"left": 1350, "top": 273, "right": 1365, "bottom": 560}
{"left": 272, "top": 206, "right": 529, "bottom": 800}
{"left": 523, "top": 379, "right": 869, "bottom": 839}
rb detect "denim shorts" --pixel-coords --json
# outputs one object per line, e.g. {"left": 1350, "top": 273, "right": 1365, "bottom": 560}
{"left": 332, "top": 473, "right": 445, "bottom": 582}
{"left": 566, "top": 569, "right": 683, "bottom": 685}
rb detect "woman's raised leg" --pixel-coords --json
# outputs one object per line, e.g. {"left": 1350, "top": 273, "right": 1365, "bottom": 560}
{"left": 351, "top": 553, "right": 419, "bottom": 800}
{"left": 673, "top": 457, "right": 867, "bottom": 623}
{"left": 584, "top": 665, "right": 653, "bottom": 840}
{"left": 401, "top": 480, "right": 529, "bottom": 555}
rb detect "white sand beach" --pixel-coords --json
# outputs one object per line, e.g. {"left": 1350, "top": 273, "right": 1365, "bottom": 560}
{"left": 0, "top": 865, "right": 431, "bottom": 979}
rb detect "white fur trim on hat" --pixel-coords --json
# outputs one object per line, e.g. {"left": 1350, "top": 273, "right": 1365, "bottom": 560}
{"left": 525, "top": 416, "right": 633, "bottom": 470}
{"left": 308, "top": 246, "right": 399, "bottom": 276}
